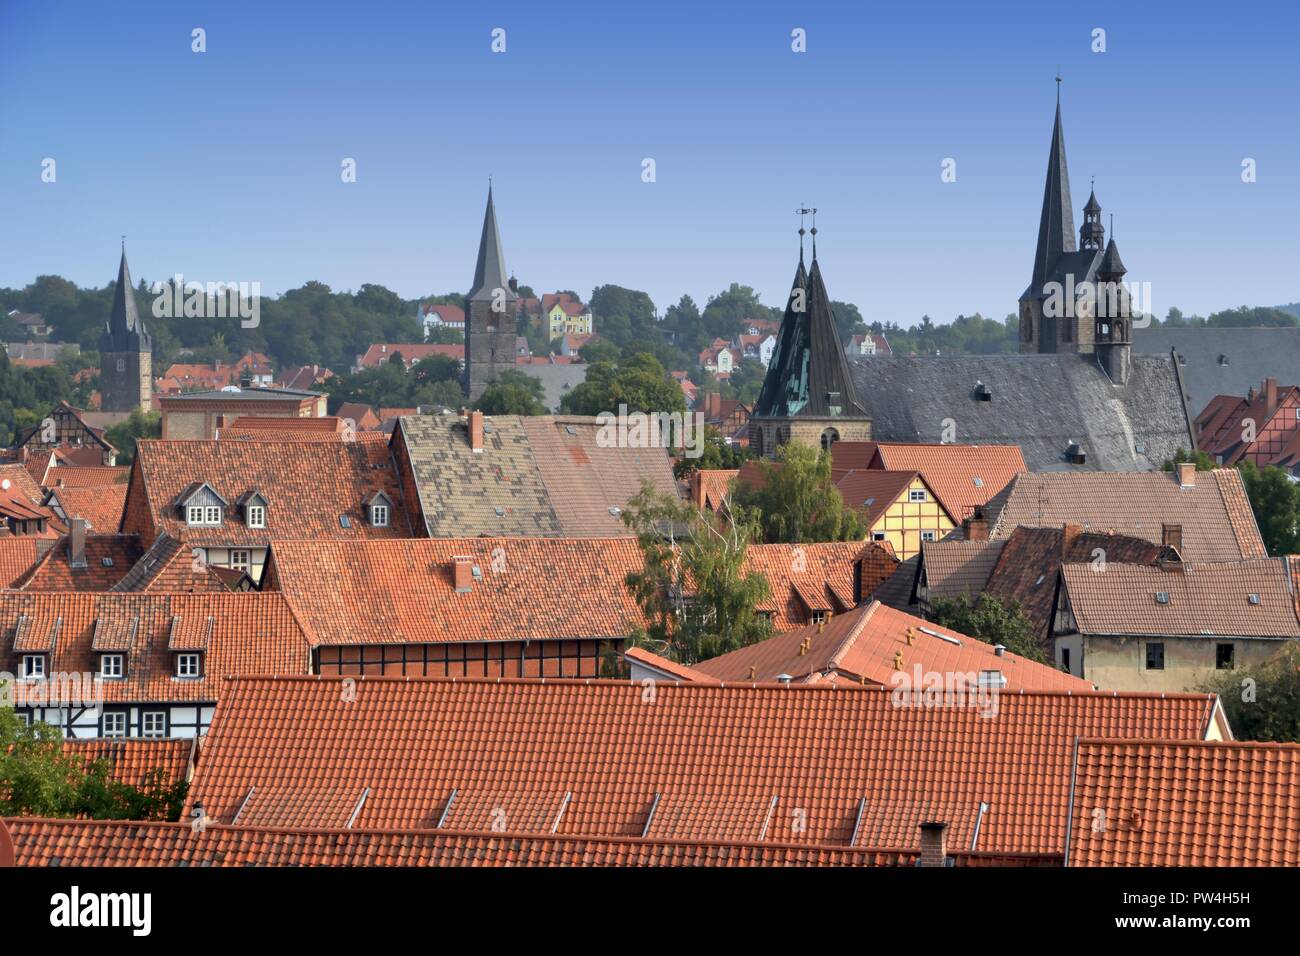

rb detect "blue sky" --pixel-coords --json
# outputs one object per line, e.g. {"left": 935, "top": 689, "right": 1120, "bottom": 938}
{"left": 1, "top": 0, "right": 1296, "bottom": 325}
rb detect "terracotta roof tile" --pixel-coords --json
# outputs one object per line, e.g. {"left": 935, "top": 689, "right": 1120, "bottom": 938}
{"left": 44, "top": 466, "right": 129, "bottom": 489}
{"left": 0, "top": 818, "right": 1051, "bottom": 867}
{"left": 1067, "top": 739, "right": 1300, "bottom": 866}
{"left": 43, "top": 485, "right": 127, "bottom": 533}
{"left": 864, "top": 443, "right": 1027, "bottom": 521}
{"left": 1060, "top": 558, "right": 1300, "bottom": 638}
{"left": 0, "top": 539, "right": 42, "bottom": 588}
{"left": 18, "top": 535, "right": 142, "bottom": 591}
{"left": 60, "top": 738, "right": 193, "bottom": 791}
{"left": 184, "top": 675, "right": 1220, "bottom": 855}
{"left": 919, "top": 539, "right": 1007, "bottom": 603}
{"left": 690, "top": 600, "right": 1092, "bottom": 691}
{"left": 984, "top": 470, "right": 1266, "bottom": 560}
{"left": 835, "top": 470, "right": 928, "bottom": 524}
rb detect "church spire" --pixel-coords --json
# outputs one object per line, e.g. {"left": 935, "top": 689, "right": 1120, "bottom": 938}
{"left": 1080, "top": 181, "right": 1105, "bottom": 250}
{"left": 102, "top": 246, "right": 150, "bottom": 351}
{"left": 468, "top": 183, "right": 515, "bottom": 303}
{"left": 1031, "top": 84, "right": 1077, "bottom": 289}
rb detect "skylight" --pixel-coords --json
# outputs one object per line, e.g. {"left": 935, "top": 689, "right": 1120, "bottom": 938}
{"left": 1155, "top": 592, "right": 1170, "bottom": 604}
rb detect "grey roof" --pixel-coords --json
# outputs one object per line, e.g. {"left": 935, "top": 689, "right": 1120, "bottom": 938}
{"left": 100, "top": 250, "right": 151, "bottom": 352}
{"left": 1031, "top": 100, "right": 1077, "bottom": 292}
{"left": 468, "top": 186, "right": 516, "bottom": 304}
{"left": 1133, "top": 327, "right": 1300, "bottom": 415}
{"left": 512, "top": 364, "right": 588, "bottom": 412}
{"left": 849, "top": 352, "right": 1194, "bottom": 472}
{"left": 753, "top": 256, "right": 866, "bottom": 419}
{"left": 161, "top": 385, "right": 322, "bottom": 401}
{"left": 1098, "top": 238, "right": 1126, "bottom": 278}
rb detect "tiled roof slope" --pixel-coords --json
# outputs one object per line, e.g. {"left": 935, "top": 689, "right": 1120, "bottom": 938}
{"left": 125, "top": 439, "right": 412, "bottom": 545}
{"left": 1060, "top": 558, "right": 1300, "bottom": 638}
{"left": 919, "top": 540, "right": 1006, "bottom": 604}
{"left": 834, "top": 470, "right": 929, "bottom": 524}
{"left": 851, "top": 353, "right": 1194, "bottom": 472}
{"left": 44, "top": 485, "right": 127, "bottom": 533}
{"left": 18, "top": 535, "right": 143, "bottom": 591}
{"left": 984, "top": 469, "right": 1266, "bottom": 560}
{"left": 185, "top": 676, "right": 1220, "bottom": 855}
{"left": 0, "top": 539, "right": 42, "bottom": 589}
{"left": 0, "top": 819, "right": 1052, "bottom": 868}
{"left": 0, "top": 464, "right": 45, "bottom": 503}
{"left": 105, "top": 534, "right": 235, "bottom": 593}
{"left": 689, "top": 601, "right": 1092, "bottom": 691}
{"left": 264, "top": 537, "right": 878, "bottom": 643}
{"left": 44, "top": 466, "right": 130, "bottom": 489}
{"left": 218, "top": 416, "right": 388, "bottom": 444}
{"left": 396, "top": 414, "right": 678, "bottom": 538}
{"left": 864, "top": 443, "right": 1027, "bottom": 521}
{"left": 0, "top": 593, "right": 310, "bottom": 703}
{"left": 1067, "top": 739, "right": 1300, "bottom": 867}
{"left": 61, "top": 738, "right": 193, "bottom": 790}
{"left": 622, "top": 646, "right": 717, "bottom": 682}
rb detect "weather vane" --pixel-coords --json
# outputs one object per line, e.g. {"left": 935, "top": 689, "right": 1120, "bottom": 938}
{"left": 797, "top": 206, "right": 817, "bottom": 258}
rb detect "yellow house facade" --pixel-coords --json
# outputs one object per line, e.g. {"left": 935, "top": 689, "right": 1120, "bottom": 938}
{"left": 839, "top": 471, "right": 954, "bottom": 560}
{"left": 547, "top": 303, "right": 593, "bottom": 340}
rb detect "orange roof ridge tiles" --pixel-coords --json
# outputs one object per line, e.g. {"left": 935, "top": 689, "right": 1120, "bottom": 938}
{"left": 0, "top": 817, "right": 1060, "bottom": 868}
{"left": 183, "top": 675, "right": 1223, "bottom": 855}
{"left": 689, "top": 600, "right": 1093, "bottom": 692}
{"left": 841, "top": 441, "right": 1028, "bottom": 521}
{"left": 1067, "top": 738, "right": 1300, "bottom": 866}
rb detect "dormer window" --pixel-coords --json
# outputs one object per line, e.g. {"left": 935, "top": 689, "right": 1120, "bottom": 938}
{"left": 363, "top": 491, "right": 393, "bottom": 528}
{"left": 21, "top": 654, "right": 45, "bottom": 680}
{"left": 238, "top": 490, "right": 269, "bottom": 529}
{"left": 247, "top": 505, "right": 265, "bottom": 528}
{"left": 176, "top": 653, "right": 202, "bottom": 679}
{"left": 178, "top": 483, "right": 229, "bottom": 527}
{"left": 371, "top": 503, "right": 389, "bottom": 527}
{"left": 99, "top": 653, "right": 124, "bottom": 679}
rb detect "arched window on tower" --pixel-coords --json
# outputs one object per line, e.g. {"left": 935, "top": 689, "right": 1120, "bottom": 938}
{"left": 821, "top": 428, "right": 840, "bottom": 451}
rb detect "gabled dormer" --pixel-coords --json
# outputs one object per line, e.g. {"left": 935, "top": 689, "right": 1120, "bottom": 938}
{"left": 176, "top": 482, "right": 229, "bottom": 526}
{"left": 362, "top": 491, "right": 393, "bottom": 528}
{"left": 236, "top": 490, "right": 269, "bottom": 529}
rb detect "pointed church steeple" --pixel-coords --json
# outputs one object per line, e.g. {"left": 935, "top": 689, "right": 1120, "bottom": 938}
{"left": 101, "top": 247, "right": 151, "bottom": 352}
{"left": 99, "top": 245, "right": 152, "bottom": 413}
{"left": 1031, "top": 90, "right": 1077, "bottom": 289}
{"left": 468, "top": 184, "right": 516, "bottom": 304}
{"left": 1080, "top": 186, "right": 1105, "bottom": 250}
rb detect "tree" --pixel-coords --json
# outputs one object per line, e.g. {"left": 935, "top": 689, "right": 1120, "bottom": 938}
{"left": 672, "top": 427, "right": 753, "bottom": 480}
{"left": 1161, "top": 447, "right": 1216, "bottom": 472}
{"left": 1236, "top": 460, "right": 1300, "bottom": 555}
{"left": 927, "top": 593, "right": 1046, "bottom": 663}
{"left": 1201, "top": 644, "right": 1300, "bottom": 742}
{"left": 732, "top": 441, "right": 864, "bottom": 543}
{"left": 0, "top": 707, "right": 187, "bottom": 820}
{"left": 474, "top": 370, "right": 546, "bottom": 415}
{"left": 561, "top": 353, "right": 685, "bottom": 418}
{"left": 104, "top": 409, "right": 161, "bottom": 465}
{"left": 621, "top": 486, "right": 772, "bottom": 665}
{"left": 578, "top": 338, "right": 621, "bottom": 365}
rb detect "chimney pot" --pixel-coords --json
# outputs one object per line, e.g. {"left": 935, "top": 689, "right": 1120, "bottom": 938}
{"left": 993, "top": 644, "right": 1005, "bottom": 657}
{"left": 1176, "top": 462, "right": 1196, "bottom": 489}
{"left": 963, "top": 506, "right": 990, "bottom": 541}
{"left": 919, "top": 821, "right": 950, "bottom": 867}
{"left": 469, "top": 410, "right": 485, "bottom": 453}
{"left": 452, "top": 556, "right": 474, "bottom": 592}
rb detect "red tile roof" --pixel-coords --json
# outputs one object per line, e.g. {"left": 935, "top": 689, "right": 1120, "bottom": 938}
{"left": 43, "top": 485, "right": 127, "bottom": 534}
{"left": 264, "top": 537, "right": 877, "bottom": 644}
{"left": 61, "top": 738, "right": 194, "bottom": 791}
{"left": 184, "top": 675, "right": 1222, "bottom": 854}
{"left": 688, "top": 600, "right": 1093, "bottom": 691}
{"left": 217, "top": 416, "right": 388, "bottom": 443}
{"left": 1067, "top": 739, "right": 1300, "bottom": 867}
{"left": 623, "top": 645, "right": 717, "bottom": 682}
{"left": 0, "top": 592, "right": 311, "bottom": 704}
{"left": 0, "top": 818, "right": 1048, "bottom": 868}
{"left": 124, "top": 439, "right": 413, "bottom": 545}
{"left": 857, "top": 442, "right": 1028, "bottom": 522}
{"left": 43, "top": 466, "right": 130, "bottom": 489}
{"left": 356, "top": 344, "right": 464, "bottom": 369}
{"left": 834, "top": 470, "right": 930, "bottom": 524}
{"left": 17, "top": 534, "right": 143, "bottom": 590}
{"left": 0, "top": 538, "right": 42, "bottom": 588}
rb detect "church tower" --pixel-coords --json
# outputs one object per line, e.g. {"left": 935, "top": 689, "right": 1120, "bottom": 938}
{"left": 748, "top": 216, "right": 871, "bottom": 458}
{"left": 1094, "top": 226, "right": 1132, "bottom": 385}
{"left": 99, "top": 246, "right": 152, "bottom": 413}
{"left": 464, "top": 185, "right": 519, "bottom": 401}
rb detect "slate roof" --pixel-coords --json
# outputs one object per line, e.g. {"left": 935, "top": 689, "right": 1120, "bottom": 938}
{"left": 0, "top": 819, "right": 1036, "bottom": 868}
{"left": 468, "top": 186, "right": 516, "bottom": 304}
{"left": 850, "top": 353, "right": 1194, "bottom": 472}
{"left": 687, "top": 600, "right": 1091, "bottom": 691}
{"left": 183, "top": 676, "right": 1220, "bottom": 854}
{"left": 396, "top": 414, "right": 677, "bottom": 538}
{"left": 1134, "top": 326, "right": 1300, "bottom": 416}
{"left": 1066, "top": 739, "right": 1300, "bottom": 867}
{"left": 126, "top": 439, "right": 413, "bottom": 545}
{"left": 1029, "top": 99, "right": 1077, "bottom": 294}
{"left": 264, "top": 537, "right": 878, "bottom": 643}
{"left": 0, "top": 592, "right": 311, "bottom": 704}
{"left": 983, "top": 469, "right": 1266, "bottom": 561}
{"left": 100, "top": 250, "right": 151, "bottom": 352}
{"left": 1060, "top": 558, "right": 1300, "bottom": 638}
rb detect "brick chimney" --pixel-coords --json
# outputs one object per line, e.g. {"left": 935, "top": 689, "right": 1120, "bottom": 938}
{"left": 69, "top": 518, "right": 87, "bottom": 570}
{"left": 705, "top": 392, "right": 721, "bottom": 420}
{"left": 469, "top": 410, "right": 485, "bottom": 453}
{"left": 1061, "top": 523, "right": 1083, "bottom": 558}
{"left": 963, "top": 506, "right": 989, "bottom": 541}
{"left": 452, "top": 556, "right": 474, "bottom": 592}
{"left": 918, "top": 821, "right": 949, "bottom": 867}
{"left": 1176, "top": 462, "right": 1196, "bottom": 489}
{"left": 690, "top": 470, "right": 706, "bottom": 508}
{"left": 1264, "top": 377, "right": 1278, "bottom": 416}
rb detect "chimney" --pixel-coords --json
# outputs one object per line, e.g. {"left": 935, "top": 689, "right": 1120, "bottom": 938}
{"left": 706, "top": 392, "right": 721, "bottom": 420}
{"left": 918, "top": 821, "right": 949, "bottom": 868}
{"left": 1161, "top": 523, "right": 1183, "bottom": 552}
{"left": 993, "top": 644, "right": 1006, "bottom": 657}
{"left": 1247, "top": 385, "right": 1258, "bottom": 404}
{"left": 690, "top": 471, "right": 706, "bottom": 508}
{"left": 963, "top": 506, "right": 989, "bottom": 541}
{"left": 452, "top": 556, "right": 474, "bottom": 593}
{"left": 1061, "top": 523, "right": 1083, "bottom": 558}
{"left": 1176, "top": 462, "right": 1196, "bottom": 489}
{"left": 1264, "top": 377, "right": 1278, "bottom": 415}
{"left": 69, "top": 518, "right": 87, "bottom": 569}
{"left": 469, "top": 410, "right": 485, "bottom": 453}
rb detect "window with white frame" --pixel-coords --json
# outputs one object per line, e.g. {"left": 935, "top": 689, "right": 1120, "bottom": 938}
{"left": 371, "top": 504, "right": 389, "bottom": 527}
{"left": 100, "top": 654, "right": 124, "bottom": 679}
{"left": 176, "top": 653, "right": 201, "bottom": 678}
{"left": 230, "top": 550, "right": 251, "bottom": 572}
{"left": 142, "top": 711, "right": 167, "bottom": 738}
{"left": 22, "top": 655, "right": 45, "bottom": 679}
{"left": 187, "top": 505, "right": 223, "bottom": 526}
{"left": 909, "top": 489, "right": 927, "bottom": 502}
{"left": 101, "top": 712, "right": 127, "bottom": 737}
{"left": 205, "top": 506, "right": 221, "bottom": 524}
{"left": 921, "top": 530, "right": 937, "bottom": 542}
{"left": 246, "top": 504, "right": 266, "bottom": 528}
{"left": 872, "top": 532, "right": 887, "bottom": 541}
